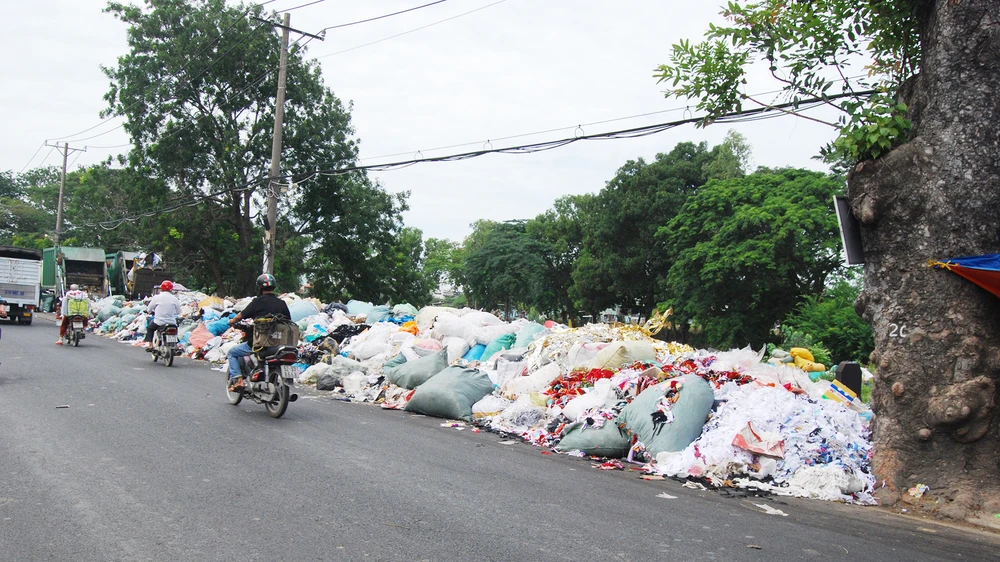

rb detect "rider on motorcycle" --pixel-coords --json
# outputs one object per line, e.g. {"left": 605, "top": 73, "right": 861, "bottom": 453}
{"left": 145, "top": 280, "right": 181, "bottom": 351}
{"left": 56, "top": 284, "right": 89, "bottom": 345}
{"left": 225, "top": 274, "right": 291, "bottom": 392}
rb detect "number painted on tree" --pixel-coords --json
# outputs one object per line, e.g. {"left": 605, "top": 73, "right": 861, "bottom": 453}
{"left": 889, "top": 323, "right": 907, "bottom": 338}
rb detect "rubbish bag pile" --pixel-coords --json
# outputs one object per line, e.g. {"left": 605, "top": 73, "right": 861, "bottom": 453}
{"left": 325, "top": 308, "right": 876, "bottom": 505}
{"left": 90, "top": 294, "right": 876, "bottom": 505}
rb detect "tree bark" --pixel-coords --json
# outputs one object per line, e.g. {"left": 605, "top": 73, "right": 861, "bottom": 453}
{"left": 849, "top": 0, "right": 1000, "bottom": 520}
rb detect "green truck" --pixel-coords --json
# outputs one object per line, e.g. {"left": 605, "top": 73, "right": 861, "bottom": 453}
{"left": 42, "top": 246, "right": 109, "bottom": 300}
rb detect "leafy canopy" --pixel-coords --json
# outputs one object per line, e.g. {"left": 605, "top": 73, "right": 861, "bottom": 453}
{"left": 659, "top": 168, "right": 845, "bottom": 349}
{"left": 655, "top": 1, "right": 919, "bottom": 165}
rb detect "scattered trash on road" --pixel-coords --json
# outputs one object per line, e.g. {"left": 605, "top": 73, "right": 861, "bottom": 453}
{"left": 754, "top": 503, "right": 789, "bottom": 516}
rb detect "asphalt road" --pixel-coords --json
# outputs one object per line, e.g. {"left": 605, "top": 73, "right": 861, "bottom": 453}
{"left": 1, "top": 314, "right": 997, "bottom": 562}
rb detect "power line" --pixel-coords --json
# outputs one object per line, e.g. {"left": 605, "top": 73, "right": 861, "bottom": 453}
{"left": 36, "top": 146, "right": 58, "bottom": 169}
{"left": 18, "top": 142, "right": 46, "bottom": 173}
{"left": 320, "top": 0, "right": 449, "bottom": 32}
{"left": 316, "top": 0, "right": 507, "bottom": 59}
{"left": 281, "top": 0, "right": 330, "bottom": 12}
{"left": 355, "top": 81, "right": 863, "bottom": 163}
{"left": 66, "top": 90, "right": 873, "bottom": 232}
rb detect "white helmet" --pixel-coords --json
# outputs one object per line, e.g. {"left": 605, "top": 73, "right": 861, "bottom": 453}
{"left": 69, "top": 284, "right": 80, "bottom": 291}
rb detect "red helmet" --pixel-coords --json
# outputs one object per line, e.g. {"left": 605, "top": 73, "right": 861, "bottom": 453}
{"left": 160, "top": 280, "right": 174, "bottom": 292}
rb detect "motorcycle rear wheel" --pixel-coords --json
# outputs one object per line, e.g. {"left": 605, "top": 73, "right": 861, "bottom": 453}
{"left": 226, "top": 374, "right": 243, "bottom": 405}
{"left": 72, "top": 332, "right": 79, "bottom": 347}
{"left": 164, "top": 348, "right": 174, "bottom": 367}
{"left": 265, "top": 381, "right": 290, "bottom": 419}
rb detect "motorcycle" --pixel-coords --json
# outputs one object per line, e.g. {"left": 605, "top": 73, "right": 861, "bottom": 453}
{"left": 63, "top": 315, "right": 87, "bottom": 347}
{"left": 226, "top": 322, "right": 299, "bottom": 418}
{"left": 150, "top": 324, "right": 179, "bottom": 367}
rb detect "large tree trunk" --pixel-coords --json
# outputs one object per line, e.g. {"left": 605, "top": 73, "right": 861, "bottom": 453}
{"left": 849, "top": 0, "right": 1000, "bottom": 520}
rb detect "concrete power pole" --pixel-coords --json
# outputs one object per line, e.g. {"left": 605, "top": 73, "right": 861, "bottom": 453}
{"left": 256, "top": 14, "right": 324, "bottom": 275}
{"left": 46, "top": 141, "right": 86, "bottom": 245}
{"left": 262, "top": 12, "right": 291, "bottom": 276}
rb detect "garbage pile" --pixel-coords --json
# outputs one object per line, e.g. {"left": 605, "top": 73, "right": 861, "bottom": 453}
{"left": 322, "top": 307, "right": 876, "bottom": 505}
{"left": 89, "top": 294, "right": 876, "bottom": 505}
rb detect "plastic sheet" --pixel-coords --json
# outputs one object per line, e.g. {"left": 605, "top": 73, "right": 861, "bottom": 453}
{"left": 502, "top": 363, "right": 561, "bottom": 398}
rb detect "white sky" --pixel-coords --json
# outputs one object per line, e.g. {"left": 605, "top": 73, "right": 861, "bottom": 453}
{"left": 3, "top": 0, "right": 841, "bottom": 242}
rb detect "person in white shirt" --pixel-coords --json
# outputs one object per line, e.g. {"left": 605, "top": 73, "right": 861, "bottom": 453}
{"left": 145, "top": 280, "right": 182, "bottom": 351}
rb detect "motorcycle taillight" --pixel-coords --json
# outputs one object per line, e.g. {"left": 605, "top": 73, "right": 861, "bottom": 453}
{"left": 269, "top": 352, "right": 298, "bottom": 363}
{"left": 164, "top": 327, "right": 178, "bottom": 335}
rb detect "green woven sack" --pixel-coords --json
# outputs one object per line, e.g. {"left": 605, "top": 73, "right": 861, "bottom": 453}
{"left": 384, "top": 349, "right": 448, "bottom": 389}
{"left": 617, "top": 375, "right": 714, "bottom": 456}
{"left": 555, "top": 421, "right": 631, "bottom": 458}
{"left": 404, "top": 366, "right": 494, "bottom": 421}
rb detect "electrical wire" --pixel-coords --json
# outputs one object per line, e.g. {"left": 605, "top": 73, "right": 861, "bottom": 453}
{"left": 356, "top": 80, "right": 866, "bottom": 163}
{"left": 66, "top": 90, "right": 872, "bottom": 232}
{"left": 18, "top": 142, "right": 46, "bottom": 173}
{"left": 316, "top": 0, "right": 506, "bottom": 59}
{"left": 280, "top": 0, "right": 329, "bottom": 12}
{"left": 36, "top": 146, "right": 58, "bottom": 169}
{"left": 320, "top": 0, "right": 448, "bottom": 32}
{"left": 67, "top": 150, "right": 84, "bottom": 170}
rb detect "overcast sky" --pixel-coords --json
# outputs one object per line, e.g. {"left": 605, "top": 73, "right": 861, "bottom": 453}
{"left": 3, "top": 0, "right": 842, "bottom": 242}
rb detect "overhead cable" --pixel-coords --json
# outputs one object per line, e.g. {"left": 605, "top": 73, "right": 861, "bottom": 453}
{"left": 320, "top": 0, "right": 449, "bottom": 32}
{"left": 316, "top": 0, "right": 506, "bottom": 59}
{"left": 67, "top": 90, "right": 873, "bottom": 231}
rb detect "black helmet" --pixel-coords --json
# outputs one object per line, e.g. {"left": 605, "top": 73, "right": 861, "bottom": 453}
{"left": 256, "top": 273, "right": 277, "bottom": 294}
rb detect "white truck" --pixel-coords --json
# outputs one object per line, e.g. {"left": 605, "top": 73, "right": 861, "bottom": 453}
{"left": 0, "top": 246, "right": 43, "bottom": 325}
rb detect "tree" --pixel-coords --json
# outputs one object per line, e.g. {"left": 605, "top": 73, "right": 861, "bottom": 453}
{"left": 659, "top": 168, "right": 844, "bottom": 349}
{"left": 103, "top": 0, "right": 362, "bottom": 296}
{"left": 464, "top": 221, "right": 549, "bottom": 318}
{"left": 0, "top": 167, "right": 60, "bottom": 249}
{"left": 656, "top": 0, "right": 1000, "bottom": 519}
{"left": 526, "top": 194, "right": 589, "bottom": 323}
{"left": 296, "top": 176, "right": 419, "bottom": 305}
{"left": 702, "top": 130, "right": 752, "bottom": 181}
{"left": 578, "top": 142, "right": 724, "bottom": 315}
{"left": 782, "top": 270, "right": 874, "bottom": 365}
{"left": 423, "top": 237, "right": 465, "bottom": 292}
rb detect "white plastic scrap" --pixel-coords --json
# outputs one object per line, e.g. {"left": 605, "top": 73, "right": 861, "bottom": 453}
{"left": 653, "top": 384, "right": 875, "bottom": 504}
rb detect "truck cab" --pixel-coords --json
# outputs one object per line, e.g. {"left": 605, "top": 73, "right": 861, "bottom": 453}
{"left": 0, "top": 246, "right": 43, "bottom": 324}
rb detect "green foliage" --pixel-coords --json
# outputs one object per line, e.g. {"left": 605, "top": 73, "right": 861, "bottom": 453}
{"left": 464, "top": 221, "right": 550, "bottom": 316}
{"left": 300, "top": 177, "right": 424, "bottom": 306}
{"left": 102, "top": 0, "right": 371, "bottom": 297}
{"left": 526, "top": 194, "right": 589, "bottom": 322}
{"left": 655, "top": 0, "right": 921, "bottom": 167}
{"left": 821, "top": 96, "right": 911, "bottom": 163}
{"left": 782, "top": 271, "right": 874, "bottom": 363}
{"left": 659, "top": 168, "right": 845, "bottom": 349}
{"left": 577, "top": 142, "right": 723, "bottom": 315}
{"left": 423, "top": 237, "right": 465, "bottom": 290}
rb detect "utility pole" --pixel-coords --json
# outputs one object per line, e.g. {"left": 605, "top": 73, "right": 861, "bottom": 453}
{"left": 256, "top": 14, "right": 324, "bottom": 275}
{"left": 45, "top": 141, "right": 86, "bottom": 245}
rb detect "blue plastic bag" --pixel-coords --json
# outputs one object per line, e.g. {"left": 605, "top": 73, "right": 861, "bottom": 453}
{"left": 462, "top": 344, "right": 487, "bottom": 362}
{"left": 207, "top": 316, "right": 232, "bottom": 336}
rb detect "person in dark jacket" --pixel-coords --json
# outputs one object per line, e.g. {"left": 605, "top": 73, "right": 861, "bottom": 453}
{"left": 225, "top": 274, "right": 291, "bottom": 391}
